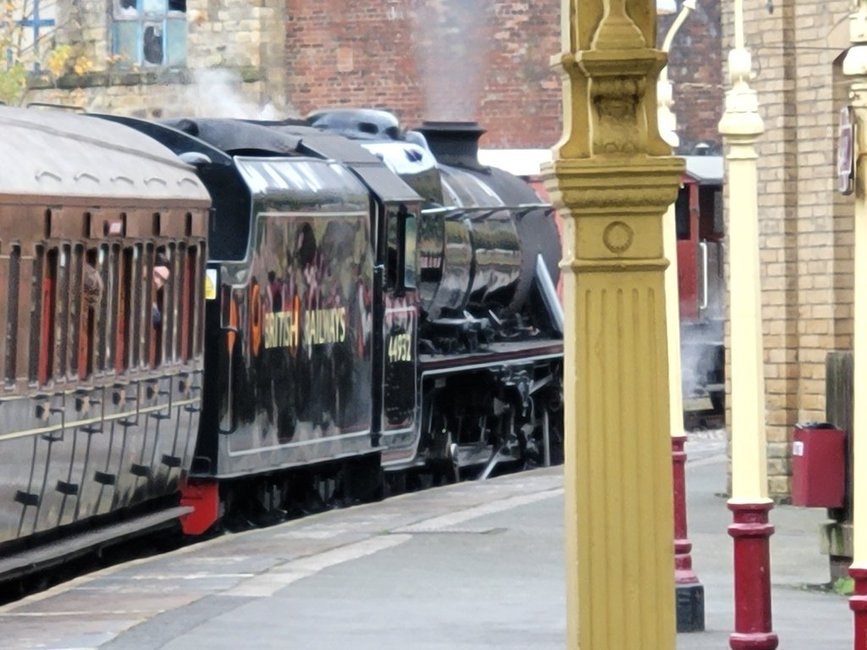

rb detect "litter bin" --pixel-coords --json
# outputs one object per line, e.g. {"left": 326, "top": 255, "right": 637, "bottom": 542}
{"left": 791, "top": 422, "right": 846, "bottom": 508}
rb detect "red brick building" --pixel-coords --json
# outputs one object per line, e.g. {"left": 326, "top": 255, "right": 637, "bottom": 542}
{"left": 284, "top": 0, "right": 723, "bottom": 153}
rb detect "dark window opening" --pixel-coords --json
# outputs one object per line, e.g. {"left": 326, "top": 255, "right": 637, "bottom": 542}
{"left": 68, "top": 245, "right": 83, "bottom": 379}
{"left": 116, "top": 247, "right": 133, "bottom": 373}
{"left": 143, "top": 24, "right": 163, "bottom": 65}
{"left": 95, "top": 245, "right": 111, "bottom": 373}
{"left": 79, "top": 249, "right": 100, "bottom": 380}
{"left": 675, "top": 186, "right": 690, "bottom": 240}
{"left": 112, "top": 0, "right": 186, "bottom": 67}
{"left": 150, "top": 246, "right": 171, "bottom": 368}
{"left": 194, "top": 243, "right": 206, "bottom": 356}
{"left": 181, "top": 245, "right": 199, "bottom": 362}
{"left": 5, "top": 245, "right": 20, "bottom": 386}
{"left": 36, "top": 248, "right": 60, "bottom": 385}
{"left": 130, "top": 244, "right": 143, "bottom": 369}
{"left": 402, "top": 214, "right": 417, "bottom": 290}
{"left": 386, "top": 208, "right": 399, "bottom": 288}
{"left": 56, "top": 245, "right": 71, "bottom": 379}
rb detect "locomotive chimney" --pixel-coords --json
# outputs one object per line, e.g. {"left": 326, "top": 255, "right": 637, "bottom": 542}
{"left": 414, "top": 121, "right": 486, "bottom": 170}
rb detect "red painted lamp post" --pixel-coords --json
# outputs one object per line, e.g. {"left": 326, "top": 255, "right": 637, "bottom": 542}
{"left": 657, "top": 0, "right": 704, "bottom": 632}
{"left": 672, "top": 435, "right": 704, "bottom": 629}
{"left": 717, "top": 0, "right": 777, "bottom": 647}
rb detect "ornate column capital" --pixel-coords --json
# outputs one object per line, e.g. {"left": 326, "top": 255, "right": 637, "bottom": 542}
{"left": 544, "top": 156, "right": 683, "bottom": 272}
{"left": 552, "top": 0, "right": 673, "bottom": 160}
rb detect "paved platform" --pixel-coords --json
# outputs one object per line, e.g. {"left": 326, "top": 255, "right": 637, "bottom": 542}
{"left": 0, "top": 433, "right": 853, "bottom": 649}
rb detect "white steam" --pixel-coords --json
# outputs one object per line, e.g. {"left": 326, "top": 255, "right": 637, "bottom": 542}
{"left": 181, "top": 69, "right": 292, "bottom": 119}
{"left": 412, "top": 0, "right": 491, "bottom": 122}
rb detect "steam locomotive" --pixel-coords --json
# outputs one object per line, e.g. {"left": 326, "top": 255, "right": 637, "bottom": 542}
{"left": 0, "top": 106, "right": 563, "bottom": 578}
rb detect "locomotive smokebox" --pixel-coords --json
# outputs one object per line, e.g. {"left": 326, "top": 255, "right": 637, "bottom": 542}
{"left": 415, "top": 122, "right": 486, "bottom": 171}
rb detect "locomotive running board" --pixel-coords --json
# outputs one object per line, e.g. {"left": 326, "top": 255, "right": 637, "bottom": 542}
{"left": 0, "top": 505, "right": 192, "bottom": 582}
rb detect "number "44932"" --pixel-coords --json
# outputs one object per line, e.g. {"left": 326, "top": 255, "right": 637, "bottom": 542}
{"left": 387, "top": 331, "right": 412, "bottom": 363}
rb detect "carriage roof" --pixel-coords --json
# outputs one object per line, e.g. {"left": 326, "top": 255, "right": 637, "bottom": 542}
{"left": 0, "top": 107, "right": 210, "bottom": 206}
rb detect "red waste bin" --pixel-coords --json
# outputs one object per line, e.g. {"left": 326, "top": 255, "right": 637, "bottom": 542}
{"left": 791, "top": 422, "right": 846, "bottom": 508}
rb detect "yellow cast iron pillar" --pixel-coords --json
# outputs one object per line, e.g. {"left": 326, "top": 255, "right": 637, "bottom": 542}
{"left": 544, "top": 1, "right": 682, "bottom": 648}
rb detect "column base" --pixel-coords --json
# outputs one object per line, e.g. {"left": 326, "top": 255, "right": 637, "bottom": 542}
{"left": 675, "top": 582, "right": 705, "bottom": 632}
{"left": 728, "top": 500, "right": 777, "bottom": 650}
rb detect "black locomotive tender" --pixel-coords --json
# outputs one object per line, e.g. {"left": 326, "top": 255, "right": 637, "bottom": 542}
{"left": 0, "top": 106, "right": 563, "bottom": 578}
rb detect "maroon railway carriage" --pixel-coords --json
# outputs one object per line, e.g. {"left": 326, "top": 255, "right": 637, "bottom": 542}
{"left": 0, "top": 107, "right": 210, "bottom": 576}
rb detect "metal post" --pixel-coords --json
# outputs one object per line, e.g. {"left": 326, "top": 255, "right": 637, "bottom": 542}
{"left": 843, "top": 2, "right": 867, "bottom": 646}
{"left": 658, "top": 0, "right": 704, "bottom": 633}
{"left": 717, "top": 0, "right": 777, "bottom": 646}
{"left": 545, "top": 1, "right": 682, "bottom": 647}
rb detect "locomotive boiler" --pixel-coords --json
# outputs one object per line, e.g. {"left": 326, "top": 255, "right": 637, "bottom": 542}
{"left": 0, "top": 104, "right": 563, "bottom": 577}
{"left": 307, "top": 110, "right": 564, "bottom": 473}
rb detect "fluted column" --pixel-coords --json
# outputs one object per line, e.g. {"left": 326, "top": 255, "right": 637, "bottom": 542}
{"left": 545, "top": 1, "right": 682, "bottom": 647}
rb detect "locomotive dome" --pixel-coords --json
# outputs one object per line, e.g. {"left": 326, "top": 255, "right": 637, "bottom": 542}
{"left": 0, "top": 106, "right": 209, "bottom": 205}
{"left": 307, "top": 108, "right": 402, "bottom": 141}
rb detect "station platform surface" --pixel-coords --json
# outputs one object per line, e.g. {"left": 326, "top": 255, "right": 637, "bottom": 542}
{"left": 0, "top": 432, "right": 853, "bottom": 649}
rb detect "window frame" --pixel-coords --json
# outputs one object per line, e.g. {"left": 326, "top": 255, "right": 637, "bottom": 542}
{"left": 111, "top": 0, "right": 187, "bottom": 68}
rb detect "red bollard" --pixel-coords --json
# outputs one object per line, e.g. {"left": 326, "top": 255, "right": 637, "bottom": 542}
{"left": 850, "top": 567, "right": 867, "bottom": 649}
{"left": 672, "top": 434, "right": 704, "bottom": 632}
{"left": 728, "top": 501, "right": 779, "bottom": 650}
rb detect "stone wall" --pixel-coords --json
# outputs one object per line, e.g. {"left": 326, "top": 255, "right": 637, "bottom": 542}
{"left": 24, "top": 0, "right": 287, "bottom": 118}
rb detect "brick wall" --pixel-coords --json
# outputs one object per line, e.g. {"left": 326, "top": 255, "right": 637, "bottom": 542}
{"left": 285, "top": 0, "right": 721, "bottom": 151}
{"left": 724, "top": 0, "right": 853, "bottom": 498}
{"left": 660, "top": 0, "right": 724, "bottom": 154}
{"left": 284, "top": 0, "right": 561, "bottom": 147}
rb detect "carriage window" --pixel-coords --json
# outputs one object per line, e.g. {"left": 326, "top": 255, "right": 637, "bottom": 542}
{"left": 179, "top": 244, "right": 199, "bottom": 362}
{"left": 5, "top": 245, "right": 20, "bottom": 386}
{"left": 32, "top": 244, "right": 84, "bottom": 385}
{"left": 150, "top": 246, "right": 171, "bottom": 367}
{"left": 167, "top": 244, "right": 179, "bottom": 363}
{"left": 30, "top": 246, "right": 48, "bottom": 384}
{"left": 68, "top": 245, "right": 83, "bottom": 379}
{"left": 130, "top": 244, "right": 144, "bottom": 369}
{"left": 193, "top": 243, "right": 206, "bottom": 356}
{"left": 94, "top": 245, "right": 112, "bottom": 373}
{"left": 55, "top": 245, "right": 71, "bottom": 379}
{"left": 115, "top": 247, "right": 134, "bottom": 373}
{"left": 79, "top": 249, "right": 101, "bottom": 380}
